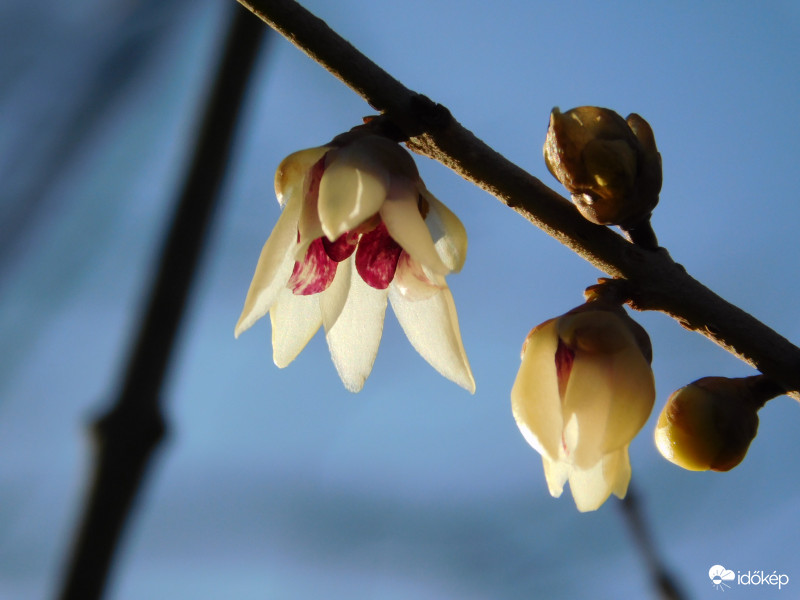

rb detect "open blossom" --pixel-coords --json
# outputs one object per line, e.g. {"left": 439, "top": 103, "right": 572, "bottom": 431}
{"left": 235, "top": 132, "right": 474, "bottom": 393}
{"left": 511, "top": 304, "right": 655, "bottom": 511}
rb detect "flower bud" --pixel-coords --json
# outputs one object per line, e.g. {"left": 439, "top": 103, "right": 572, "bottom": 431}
{"left": 543, "top": 106, "right": 662, "bottom": 228}
{"left": 654, "top": 377, "right": 763, "bottom": 472}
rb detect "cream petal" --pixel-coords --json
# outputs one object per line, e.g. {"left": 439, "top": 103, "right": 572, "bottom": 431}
{"left": 392, "top": 254, "right": 442, "bottom": 301}
{"left": 420, "top": 187, "right": 468, "bottom": 273}
{"left": 317, "top": 145, "right": 389, "bottom": 241}
{"left": 234, "top": 193, "right": 303, "bottom": 338}
{"left": 510, "top": 319, "right": 563, "bottom": 460}
{"left": 564, "top": 344, "right": 654, "bottom": 468}
{"left": 562, "top": 349, "right": 616, "bottom": 469}
{"left": 567, "top": 458, "right": 615, "bottom": 512}
{"left": 269, "top": 288, "right": 322, "bottom": 368}
{"left": 275, "top": 146, "right": 329, "bottom": 208}
{"left": 318, "top": 256, "right": 353, "bottom": 332}
{"left": 296, "top": 196, "right": 324, "bottom": 261}
{"left": 606, "top": 447, "right": 632, "bottom": 500}
{"left": 542, "top": 455, "right": 569, "bottom": 499}
{"left": 562, "top": 412, "right": 579, "bottom": 458}
{"left": 380, "top": 180, "right": 449, "bottom": 275}
{"left": 323, "top": 262, "right": 389, "bottom": 392}
{"left": 600, "top": 345, "right": 655, "bottom": 451}
{"left": 567, "top": 446, "right": 631, "bottom": 511}
{"left": 388, "top": 283, "right": 475, "bottom": 393}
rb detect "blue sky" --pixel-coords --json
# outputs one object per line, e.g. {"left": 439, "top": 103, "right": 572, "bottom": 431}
{"left": 1, "top": 1, "right": 799, "bottom": 598}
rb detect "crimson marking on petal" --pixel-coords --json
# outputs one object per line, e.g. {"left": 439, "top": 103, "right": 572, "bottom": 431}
{"left": 288, "top": 238, "right": 338, "bottom": 295}
{"left": 555, "top": 338, "right": 575, "bottom": 399}
{"left": 307, "top": 156, "right": 326, "bottom": 200}
{"left": 355, "top": 222, "right": 403, "bottom": 290}
{"left": 322, "top": 231, "right": 359, "bottom": 262}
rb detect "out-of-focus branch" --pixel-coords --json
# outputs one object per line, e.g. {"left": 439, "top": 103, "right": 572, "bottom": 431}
{"left": 619, "top": 487, "right": 686, "bottom": 600}
{"left": 56, "top": 6, "right": 265, "bottom": 600}
{"left": 237, "top": 0, "right": 800, "bottom": 400}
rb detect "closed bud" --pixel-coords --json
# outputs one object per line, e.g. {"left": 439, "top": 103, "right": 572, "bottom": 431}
{"left": 654, "top": 377, "right": 766, "bottom": 472}
{"left": 543, "top": 106, "right": 662, "bottom": 228}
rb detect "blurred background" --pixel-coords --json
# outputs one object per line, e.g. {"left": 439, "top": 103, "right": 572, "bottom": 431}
{"left": 1, "top": 0, "right": 799, "bottom": 598}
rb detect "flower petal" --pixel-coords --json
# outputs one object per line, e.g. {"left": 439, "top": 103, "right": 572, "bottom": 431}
{"left": 566, "top": 446, "right": 631, "bottom": 512}
{"left": 275, "top": 146, "right": 329, "bottom": 208}
{"left": 323, "top": 260, "right": 389, "bottom": 392}
{"left": 542, "top": 454, "right": 569, "bottom": 499}
{"left": 511, "top": 319, "right": 563, "bottom": 459}
{"left": 295, "top": 156, "right": 326, "bottom": 255}
{"left": 322, "top": 231, "right": 359, "bottom": 262}
{"left": 317, "top": 145, "right": 389, "bottom": 241}
{"left": 600, "top": 344, "right": 655, "bottom": 451}
{"left": 380, "top": 179, "right": 449, "bottom": 275}
{"left": 318, "top": 256, "right": 353, "bottom": 332}
{"left": 269, "top": 288, "right": 322, "bottom": 368}
{"left": 420, "top": 187, "right": 468, "bottom": 272}
{"left": 234, "top": 191, "right": 303, "bottom": 338}
{"left": 392, "top": 253, "right": 442, "bottom": 301}
{"left": 389, "top": 283, "right": 475, "bottom": 393}
{"left": 561, "top": 311, "right": 655, "bottom": 468}
{"left": 288, "top": 238, "right": 338, "bottom": 295}
{"left": 567, "top": 458, "right": 616, "bottom": 512}
{"left": 564, "top": 345, "right": 654, "bottom": 468}
{"left": 355, "top": 222, "right": 403, "bottom": 289}
{"left": 562, "top": 349, "right": 617, "bottom": 469}
{"left": 606, "top": 446, "right": 631, "bottom": 500}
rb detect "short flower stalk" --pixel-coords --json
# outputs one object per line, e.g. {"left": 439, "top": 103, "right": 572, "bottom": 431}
{"left": 235, "top": 129, "right": 475, "bottom": 393}
{"left": 511, "top": 293, "right": 655, "bottom": 512}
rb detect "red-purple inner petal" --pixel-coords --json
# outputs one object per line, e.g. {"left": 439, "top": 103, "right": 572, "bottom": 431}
{"left": 288, "top": 238, "right": 338, "bottom": 295}
{"left": 322, "top": 231, "right": 359, "bottom": 262}
{"left": 555, "top": 338, "right": 575, "bottom": 400}
{"left": 355, "top": 222, "right": 403, "bottom": 290}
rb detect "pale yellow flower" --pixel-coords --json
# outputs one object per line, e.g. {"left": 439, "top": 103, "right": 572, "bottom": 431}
{"left": 511, "top": 306, "right": 655, "bottom": 511}
{"left": 235, "top": 133, "right": 474, "bottom": 393}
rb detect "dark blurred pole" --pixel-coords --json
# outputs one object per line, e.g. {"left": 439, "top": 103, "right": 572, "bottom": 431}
{"left": 57, "top": 6, "right": 266, "bottom": 600}
{"left": 619, "top": 486, "right": 688, "bottom": 600}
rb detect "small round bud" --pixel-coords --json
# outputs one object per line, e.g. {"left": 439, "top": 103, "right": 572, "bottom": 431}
{"left": 654, "top": 377, "right": 762, "bottom": 472}
{"left": 543, "top": 106, "right": 662, "bottom": 228}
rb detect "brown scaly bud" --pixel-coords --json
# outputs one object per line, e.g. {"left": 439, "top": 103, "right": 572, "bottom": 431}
{"left": 543, "top": 106, "right": 662, "bottom": 233}
{"left": 654, "top": 376, "right": 783, "bottom": 472}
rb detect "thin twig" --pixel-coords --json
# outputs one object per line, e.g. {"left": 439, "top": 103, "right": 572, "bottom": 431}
{"left": 619, "top": 487, "right": 688, "bottom": 600}
{"left": 237, "top": 0, "right": 800, "bottom": 400}
{"left": 56, "top": 7, "right": 265, "bottom": 599}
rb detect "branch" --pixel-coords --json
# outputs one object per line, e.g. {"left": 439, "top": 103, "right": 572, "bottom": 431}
{"left": 56, "top": 7, "right": 265, "bottom": 599}
{"left": 236, "top": 0, "right": 800, "bottom": 400}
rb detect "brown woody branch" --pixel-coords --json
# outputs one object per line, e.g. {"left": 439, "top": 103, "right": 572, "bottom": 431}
{"left": 236, "top": 0, "right": 800, "bottom": 400}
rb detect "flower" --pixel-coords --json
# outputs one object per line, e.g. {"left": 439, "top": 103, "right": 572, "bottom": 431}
{"left": 511, "top": 304, "right": 655, "bottom": 511}
{"left": 543, "top": 106, "right": 662, "bottom": 228}
{"left": 655, "top": 376, "right": 765, "bottom": 472}
{"left": 235, "top": 132, "right": 475, "bottom": 393}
